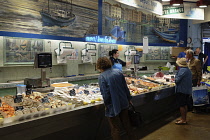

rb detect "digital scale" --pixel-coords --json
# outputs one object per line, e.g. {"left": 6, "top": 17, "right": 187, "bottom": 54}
{"left": 24, "top": 52, "right": 54, "bottom": 92}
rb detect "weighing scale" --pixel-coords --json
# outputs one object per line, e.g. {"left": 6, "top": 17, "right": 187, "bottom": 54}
{"left": 24, "top": 52, "right": 54, "bottom": 92}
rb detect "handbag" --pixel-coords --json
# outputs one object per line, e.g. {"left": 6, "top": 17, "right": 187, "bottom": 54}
{"left": 128, "top": 103, "right": 143, "bottom": 127}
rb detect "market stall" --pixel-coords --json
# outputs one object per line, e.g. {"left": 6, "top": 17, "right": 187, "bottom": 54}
{"left": 0, "top": 75, "right": 177, "bottom": 140}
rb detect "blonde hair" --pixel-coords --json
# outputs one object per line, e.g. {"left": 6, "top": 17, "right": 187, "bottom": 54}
{"left": 186, "top": 49, "right": 194, "bottom": 56}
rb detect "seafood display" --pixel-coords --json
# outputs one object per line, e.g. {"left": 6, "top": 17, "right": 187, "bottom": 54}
{"left": 0, "top": 77, "right": 175, "bottom": 126}
{"left": 125, "top": 76, "right": 175, "bottom": 95}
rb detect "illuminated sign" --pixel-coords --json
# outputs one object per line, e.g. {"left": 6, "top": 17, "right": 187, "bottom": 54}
{"left": 85, "top": 35, "right": 117, "bottom": 44}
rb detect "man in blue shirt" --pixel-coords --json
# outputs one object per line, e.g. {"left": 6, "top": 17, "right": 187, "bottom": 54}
{"left": 177, "top": 47, "right": 191, "bottom": 60}
{"left": 175, "top": 58, "right": 192, "bottom": 125}
{"left": 97, "top": 57, "right": 136, "bottom": 140}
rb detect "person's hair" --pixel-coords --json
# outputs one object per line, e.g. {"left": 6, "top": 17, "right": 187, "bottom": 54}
{"left": 96, "top": 57, "right": 112, "bottom": 71}
{"left": 186, "top": 49, "right": 194, "bottom": 56}
{"left": 109, "top": 49, "right": 118, "bottom": 57}
{"left": 185, "top": 47, "right": 191, "bottom": 50}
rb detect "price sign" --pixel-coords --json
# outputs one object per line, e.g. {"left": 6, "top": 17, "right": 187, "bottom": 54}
{"left": 15, "top": 106, "right": 24, "bottom": 111}
{"left": 14, "top": 95, "right": 23, "bottom": 103}
{"left": 41, "top": 96, "right": 50, "bottom": 103}
{"left": 84, "top": 90, "right": 89, "bottom": 95}
{"left": 83, "top": 84, "right": 89, "bottom": 88}
{"left": 69, "top": 89, "right": 76, "bottom": 96}
{"left": 47, "top": 93, "right": 54, "bottom": 97}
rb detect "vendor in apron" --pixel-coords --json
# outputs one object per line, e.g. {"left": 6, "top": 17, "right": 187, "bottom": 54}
{"left": 109, "top": 49, "right": 126, "bottom": 71}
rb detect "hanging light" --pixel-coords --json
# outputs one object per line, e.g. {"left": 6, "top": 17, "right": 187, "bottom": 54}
{"left": 197, "top": 0, "right": 210, "bottom": 8}
{"left": 170, "top": 0, "right": 183, "bottom": 6}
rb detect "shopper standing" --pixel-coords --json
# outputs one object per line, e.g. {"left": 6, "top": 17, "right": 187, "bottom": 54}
{"left": 177, "top": 47, "right": 191, "bottom": 60}
{"left": 97, "top": 57, "right": 136, "bottom": 140}
{"left": 186, "top": 49, "right": 202, "bottom": 112}
{"left": 186, "top": 49, "right": 202, "bottom": 87}
{"left": 109, "top": 49, "right": 126, "bottom": 71}
{"left": 175, "top": 58, "right": 192, "bottom": 125}
{"left": 194, "top": 47, "right": 208, "bottom": 72}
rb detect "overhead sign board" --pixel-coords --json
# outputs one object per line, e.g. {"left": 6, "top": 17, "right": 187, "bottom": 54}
{"left": 159, "top": 3, "right": 204, "bottom": 20}
{"left": 163, "top": 5, "right": 184, "bottom": 15}
{"left": 114, "top": 0, "right": 163, "bottom": 15}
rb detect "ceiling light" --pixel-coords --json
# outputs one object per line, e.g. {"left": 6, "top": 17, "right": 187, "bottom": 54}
{"left": 173, "top": 4, "right": 180, "bottom": 6}
{"left": 199, "top": 5, "right": 207, "bottom": 8}
{"left": 197, "top": 0, "right": 210, "bottom": 8}
{"left": 170, "top": 0, "right": 183, "bottom": 6}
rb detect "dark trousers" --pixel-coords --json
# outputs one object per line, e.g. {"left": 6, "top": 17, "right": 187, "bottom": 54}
{"left": 107, "top": 109, "right": 136, "bottom": 140}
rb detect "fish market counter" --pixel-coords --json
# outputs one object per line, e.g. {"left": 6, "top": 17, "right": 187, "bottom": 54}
{"left": 0, "top": 86, "right": 177, "bottom": 140}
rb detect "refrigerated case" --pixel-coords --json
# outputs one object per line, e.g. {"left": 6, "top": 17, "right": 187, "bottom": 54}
{"left": 0, "top": 81, "right": 176, "bottom": 140}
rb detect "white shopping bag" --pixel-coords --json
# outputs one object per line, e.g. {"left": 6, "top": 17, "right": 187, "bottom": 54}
{"left": 192, "top": 86, "right": 209, "bottom": 106}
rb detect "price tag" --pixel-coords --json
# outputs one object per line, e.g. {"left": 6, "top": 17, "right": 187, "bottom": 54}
{"left": 15, "top": 106, "right": 24, "bottom": 111}
{"left": 83, "top": 84, "right": 88, "bottom": 88}
{"left": 14, "top": 95, "right": 23, "bottom": 103}
{"left": 74, "top": 85, "right": 80, "bottom": 89}
{"left": 41, "top": 96, "right": 50, "bottom": 103}
{"left": 84, "top": 90, "right": 89, "bottom": 95}
{"left": 131, "top": 81, "right": 135, "bottom": 85}
{"left": 69, "top": 89, "right": 76, "bottom": 96}
{"left": 26, "top": 90, "right": 32, "bottom": 95}
{"left": 47, "top": 93, "right": 54, "bottom": 97}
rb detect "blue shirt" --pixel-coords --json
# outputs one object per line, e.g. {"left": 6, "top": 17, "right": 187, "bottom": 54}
{"left": 175, "top": 67, "right": 192, "bottom": 94}
{"left": 177, "top": 52, "right": 186, "bottom": 58}
{"left": 98, "top": 68, "right": 132, "bottom": 117}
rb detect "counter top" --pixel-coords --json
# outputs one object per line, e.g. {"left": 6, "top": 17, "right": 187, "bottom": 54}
{"left": 0, "top": 74, "right": 100, "bottom": 89}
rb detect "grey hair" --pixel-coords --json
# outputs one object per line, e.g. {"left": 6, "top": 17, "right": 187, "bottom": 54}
{"left": 186, "top": 49, "right": 194, "bottom": 56}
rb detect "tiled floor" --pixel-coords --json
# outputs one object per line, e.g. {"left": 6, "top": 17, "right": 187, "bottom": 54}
{"left": 138, "top": 111, "right": 210, "bottom": 140}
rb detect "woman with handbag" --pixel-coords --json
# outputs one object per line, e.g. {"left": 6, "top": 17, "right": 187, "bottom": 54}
{"left": 96, "top": 57, "right": 137, "bottom": 140}
{"left": 175, "top": 58, "right": 192, "bottom": 125}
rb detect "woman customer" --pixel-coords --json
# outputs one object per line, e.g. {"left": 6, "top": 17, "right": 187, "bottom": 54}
{"left": 109, "top": 49, "right": 126, "bottom": 71}
{"left": 97, "top": 57, "right": 136, "bottom": 140}
{"left": 175, "top": 58, "right": 192, "bottom": 125}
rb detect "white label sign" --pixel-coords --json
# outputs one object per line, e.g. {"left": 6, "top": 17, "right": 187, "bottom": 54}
{"left": 143, "top": 36, "right": 148, "bottom": 54}
{"left": 114, "top": 0, "right": 163, "bottom": 15}
{"left": 159, "top": 4, "right": 204, "bottom": 20}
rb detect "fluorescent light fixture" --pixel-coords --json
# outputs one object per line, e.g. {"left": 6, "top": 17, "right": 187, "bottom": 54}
{"left": 173, "top": 4, "right": 180, "bottom": 6}
{"left": 199, "top": 5, "right": 207, "bottom": 8}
